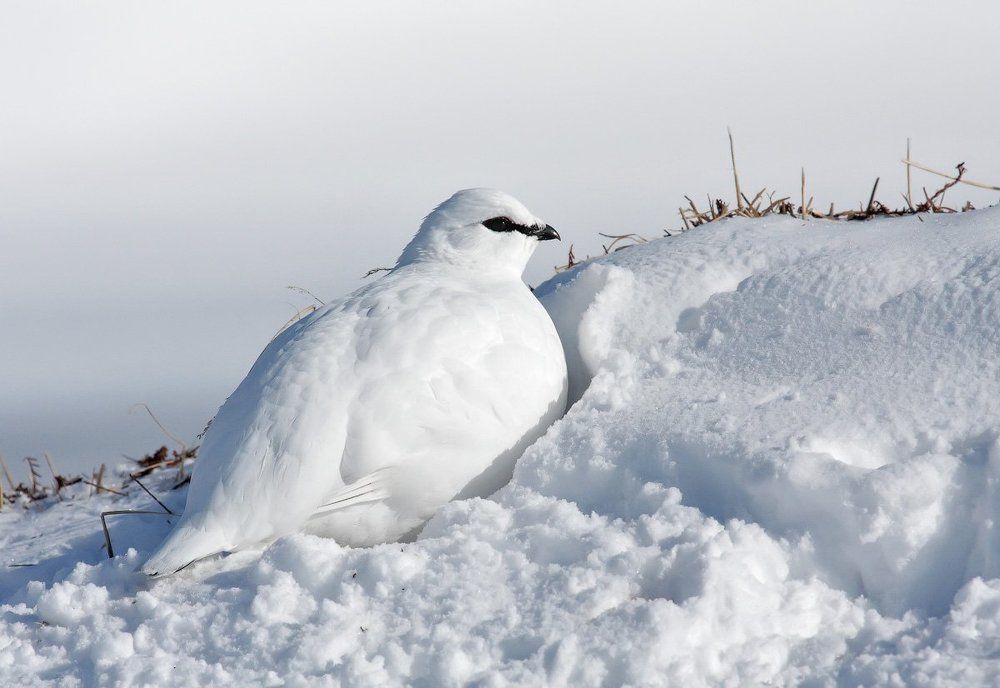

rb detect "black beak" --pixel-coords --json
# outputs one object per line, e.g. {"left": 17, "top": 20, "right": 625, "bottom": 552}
{"left": 534, "top": 224, "right": 560, "bottom": 241}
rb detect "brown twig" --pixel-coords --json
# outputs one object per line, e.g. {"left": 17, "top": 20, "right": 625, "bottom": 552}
{"left": 901, "top": 158, "right": 1000, "bottom": 191}
{"left": 285, "top": 285, "right": 325, "bottom": 306}
{"left": 81, "top": 479, "right": 128, "bottom": 497}
{"left": 866, "top": 177, "right": 880, "bottom": 214}
{"left": 728, "top": 127, "right": 743, "bottom": 211}
{"left": 130, "top": 403, "right": 187, "bottom": 451}
{"left": 362, "top": 267, "right": 392, "bottom": 279}
{"left": 101, "top": 510, "right": 175, "bottom": 559}
{"left": 129, "top": 473, "right": 175, "bottom": 515}
{"left": 25, "top": 457, "right": 43, "bottom": 497}
{"left": 0, "top": 452, "right": 15, "bottom": 494}
{"left": 43, "top": 453, "right": 63, "bottom": 500}
{"left": 801, "top": 168, "right": 806, "bottom": 220}
{"left": 905, "top": 139, "right": 913, "bottom": 208}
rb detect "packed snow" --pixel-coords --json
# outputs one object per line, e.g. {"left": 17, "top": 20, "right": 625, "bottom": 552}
{"left": 2, "top": 208, "right": 999, "bottom": 686}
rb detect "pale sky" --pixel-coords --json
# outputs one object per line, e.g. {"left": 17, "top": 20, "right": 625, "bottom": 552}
{"left": 2, "top": 0, "right": 998, "bottom": 474}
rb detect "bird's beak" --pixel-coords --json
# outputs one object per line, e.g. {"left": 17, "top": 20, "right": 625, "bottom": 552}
{"left": 534, "top": 225, "right": 560, "bottom": 241}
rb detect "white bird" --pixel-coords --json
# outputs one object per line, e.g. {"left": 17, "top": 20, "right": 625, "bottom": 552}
{"left": 142, "top": 189, "right": 568, "bottom": 576}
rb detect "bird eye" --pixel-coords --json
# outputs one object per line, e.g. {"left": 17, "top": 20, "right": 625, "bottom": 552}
{"left": 483, "top": 217, "right": 515, "bottom": 232}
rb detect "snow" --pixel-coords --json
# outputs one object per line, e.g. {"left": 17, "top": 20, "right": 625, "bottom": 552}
{"left": 3, "top": 207, "right": 999, "bottom": 686}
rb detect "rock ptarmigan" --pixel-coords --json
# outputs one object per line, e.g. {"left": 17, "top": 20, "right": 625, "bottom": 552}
{"left": 142, "top": 188, "right": 568, "bottom": 576}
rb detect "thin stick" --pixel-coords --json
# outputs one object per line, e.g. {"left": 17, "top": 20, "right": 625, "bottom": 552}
{"left": 25, "top": 457, "right": 42, "bottom": 494}
{"left": 128, "top": 459, "right": 176, "bottom": 474}
{"left": 867, "top": 177, "right": 880, "bottom": 213}
{"left": 0, "top": 452, "right": 15, "bottom": 493}
{"left": 746, "top": 188, "right": 767, "bottom": 211}
{"left": 81, "top": 479, "right": 128, "bottom": 497}
{"left": 801, "top": 168, "right": 806, "bottom": 220}
{"left": 272, "top": 304, "right": 319, "bottom": 342}
{"left": 285, "top": 285, "right": 325, "bottom": 306}
{"left": 130, "top": 403, "right": 187, "bottom": 451}
{"left": 906, "top": 139, "right": 913, "bottom": 207}
{"left": 728, "top": 128, "right": 744, "bottom": 210}
{"left": 43, "top": 453, "right": 62, "bottom": 500}
{"left": 93, "top": 464, "right": 105, "bottom": 497}
{"left": 101, "top": 510, "right": 175, "bottom": 558}
{"left": 901, "top": 159, "right": 1000, "bottom": 191}
{"left": 129, "top": 473, "right": 175, "bottom": 514}
{"left": 926, "top": 163, "right": 966, "bottom": 207}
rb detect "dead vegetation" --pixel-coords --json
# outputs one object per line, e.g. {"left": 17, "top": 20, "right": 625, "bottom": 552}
{"left": 0, "top": 445, "right": 196, "bottom": 511}
{"left": 555, "top": 233, "right": 650, "bottom": 272}
{"left": 556, "top": 133, "right": 997, "bottom": 273}
{"left": 677, "top": 133, "right": 995, "bottom": 230}
{"left": 1, "top": 406, "right": 197, "bottom": 513}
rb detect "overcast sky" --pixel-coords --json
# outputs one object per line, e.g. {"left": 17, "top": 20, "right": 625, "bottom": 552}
{"left": 2, "top": 1, "right": 999, "bottom": 475}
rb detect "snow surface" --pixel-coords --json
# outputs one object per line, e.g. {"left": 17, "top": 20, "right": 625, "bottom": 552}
{"left": 2, "top": 208, "right": 999, "bottom": 686}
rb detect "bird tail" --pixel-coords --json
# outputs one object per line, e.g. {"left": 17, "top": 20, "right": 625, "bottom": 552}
{"left": 141, "top": 517, "right": 226, "bottom": 577}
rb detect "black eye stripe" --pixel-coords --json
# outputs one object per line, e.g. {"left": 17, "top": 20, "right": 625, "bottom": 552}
{"left": 483, "top": 216, "right": 537, "bottom": 235}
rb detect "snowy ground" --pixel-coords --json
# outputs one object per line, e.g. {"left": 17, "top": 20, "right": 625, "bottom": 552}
{"left": 2, "top": 208, "right": 999, "bottom": 686}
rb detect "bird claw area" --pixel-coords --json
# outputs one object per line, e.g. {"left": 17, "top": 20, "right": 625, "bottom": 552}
{"left": 3, "top": 208, "right": 1000, "bottom": 686}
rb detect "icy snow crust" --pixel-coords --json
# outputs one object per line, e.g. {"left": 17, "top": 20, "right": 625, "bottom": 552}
{"left": 2, "top": 210, "right": 999, "bottom": 686}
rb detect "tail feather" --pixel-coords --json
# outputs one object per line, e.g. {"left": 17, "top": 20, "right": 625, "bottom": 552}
{"left": 141, "top": 518, "right": 227, "bottom": 577}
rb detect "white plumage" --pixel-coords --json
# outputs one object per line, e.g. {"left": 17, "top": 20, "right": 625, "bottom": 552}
{"left": 142, "top": 189, "right": 568, "bottom": 576}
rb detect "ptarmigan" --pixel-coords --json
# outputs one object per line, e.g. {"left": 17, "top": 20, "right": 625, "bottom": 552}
{"left": 142, "top": 189, "right": 568, "bottom": 576}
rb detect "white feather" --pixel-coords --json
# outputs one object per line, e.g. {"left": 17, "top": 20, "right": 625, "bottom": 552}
{"left": 142, "top": 189, "right": 568, "bottom": 576}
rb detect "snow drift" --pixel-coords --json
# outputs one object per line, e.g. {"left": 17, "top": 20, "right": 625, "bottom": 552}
{"left": 2, "top": 208, "right": 999, "bottom": 686}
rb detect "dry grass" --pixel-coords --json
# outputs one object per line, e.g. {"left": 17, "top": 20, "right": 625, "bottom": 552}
{"left": 555, "top": 233, "right": 650, "bottom": 272}
{"left": 0, "top": 445, "right": 197, "bottom": 511}
{"left": 1, "top": 404, "right": 197, "bottom": 512}
{"left": 676, "top": 134, "right": 992, "bottom": 231}
{"left": 678, "top": 163, "right": 981, "bottom": 229}
{"left": 554, "top": 135, "right": 996, "bottom": 275}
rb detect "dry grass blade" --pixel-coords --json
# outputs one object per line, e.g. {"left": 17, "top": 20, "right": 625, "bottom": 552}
{"left": 666, "top": 133, "right": 988, "bottom": 236}
{"left": 599, "top": 233, "right": 648, "bottom": 254}
{"left": 129, "top": 473, "right": 175, "bottom": 515}
{"left": 93, "top": 463, "right": 106, "bottom": 498}
{"left": 906, "top": 138, "right": 913, "bottom": 207}
{"left": 101, "top": 510, "right": 175, "bottom": 559}
{"left": 0, "top": 453, "right": 15, "bottom": 494}
{"left": 554, "top": 244, "right": 578, "bottom": 273}
{"left": 867, "top": 177, "right": 880, "bottom": 214}
{"left": 82, "top": 479, "right": 127, "bottom": 497}
{"left": 728, "top": 127, "right": 743, "bottom": 210}
{"left": 801, "top": 168, "right": 807, "bottom": 220}
{"left": 43, "top": 453, "right": 64, "bottom": 501}
{"left": 130, "top": 403, "right": 187, "bottom": 451}
{"left": 0, "top": 453, "right": 14, "bottom": 511}
{"left": 901, "top": 158, "right": 1000, "bottom": 192}
{"left": 362, "top": 267, "right": 392, "bottom": 279}
{"left": 285, "top": 285, "right": 325, "bottom": 306}
{"left": 555, "top": 235, "right": 646, "bottom": 272}
{"left": 272, "top": 304, "right": 319, "bottom": 342}
{"left": 25, "top": 457, "right": 43, "bottom": 497}
{"left": 926, "top": 163, "right": 965, "bottom": 207}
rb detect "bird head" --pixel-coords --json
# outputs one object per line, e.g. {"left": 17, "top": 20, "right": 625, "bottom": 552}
{"left": 395, "top": 188, "right": 559, "bottom": 276}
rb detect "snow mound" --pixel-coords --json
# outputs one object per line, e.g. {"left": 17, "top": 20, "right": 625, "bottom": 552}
{"left": 2, "top": 208, "right": 999, "bottom": 686}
